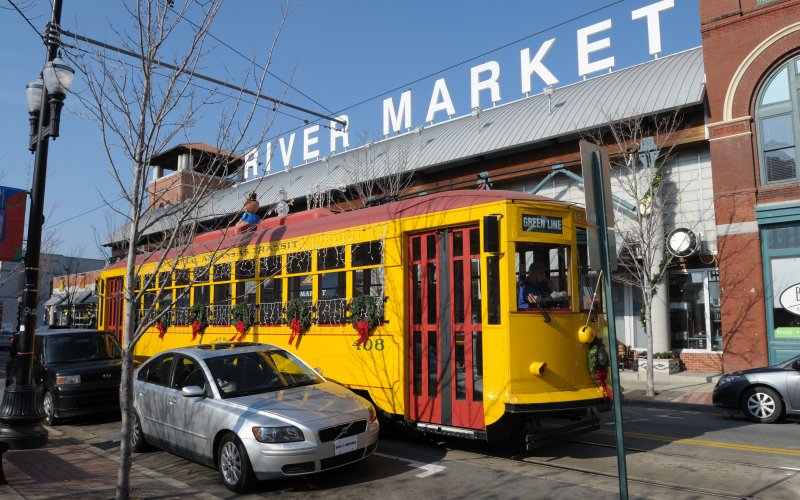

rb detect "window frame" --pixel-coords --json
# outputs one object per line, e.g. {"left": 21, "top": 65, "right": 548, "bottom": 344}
{"left": 756, "top": 58, "right": 800, "bottom": 185}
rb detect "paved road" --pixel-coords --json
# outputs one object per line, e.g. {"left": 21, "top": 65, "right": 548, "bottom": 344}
{"left": 2, "top": 349, "right": 799, "bottom": 499}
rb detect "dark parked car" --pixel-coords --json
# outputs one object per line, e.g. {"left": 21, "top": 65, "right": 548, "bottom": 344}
{"left": 713, "top": 354, "right": 800, "bottom": 423}
{"left": 12, "top": 329, "right": 123, "bottom": 425}
{"left": 0, "top": 325, "right": 16, "bottom": 350}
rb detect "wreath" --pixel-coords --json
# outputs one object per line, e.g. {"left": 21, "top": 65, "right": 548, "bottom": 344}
{"left": 284, "top": 298, "right": 312, "bottom": 345}
{"left": 587, "top": 338, "right": 612, "bottom": 400}
{"left": 155, "top": 310, "right": 172, "bottom": 340}
{"left": 188, "top": 304, "right": 209, "bottom": 341}
{"left": 230, "top": 303, "right": 255, "bottom": 341}
{"left": 349, "top": 294, "right": 382, "bottom": 346}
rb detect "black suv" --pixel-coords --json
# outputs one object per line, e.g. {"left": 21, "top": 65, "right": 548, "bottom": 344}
{"left": 7, "top": 329, "right": 123, "bottom": 425}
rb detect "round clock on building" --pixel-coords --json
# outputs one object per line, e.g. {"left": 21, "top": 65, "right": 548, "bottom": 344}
{"left": 666, "top": 227, "right": 698, "bottom": 257}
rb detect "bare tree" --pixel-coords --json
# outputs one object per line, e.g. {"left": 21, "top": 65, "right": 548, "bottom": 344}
{"left": 587, "top": 111, "right": 693, "bottom": 397}
{"left": 69, "top": 1, "right": 288, "bottom": 496}
{"left": 340, "top": 130, "right": 414, "bottom": 209}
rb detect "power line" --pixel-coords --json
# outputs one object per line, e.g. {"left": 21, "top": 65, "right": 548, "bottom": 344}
{"left": 59, "top": 29, "right": 347, "bottom": 127}
{"left": 173, "top": 4, "right": 338, "bottom": 118}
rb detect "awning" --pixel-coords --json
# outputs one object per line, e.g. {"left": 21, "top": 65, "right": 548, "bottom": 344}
{"left": 73, "top": 291, "right": 92, "bottom": 304}
{"left": 43, "top": 295, "right": 66, "bottom": 307}
{"left": 81, "top": 294, "right": 98, "bottom": 304}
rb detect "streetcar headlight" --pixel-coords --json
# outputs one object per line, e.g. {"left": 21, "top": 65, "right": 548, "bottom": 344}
{"left": 56, "top": 374, "right": 81, "bottom": 384}
{"left": 252, "top": 425, "right": 304, "bottom": 443}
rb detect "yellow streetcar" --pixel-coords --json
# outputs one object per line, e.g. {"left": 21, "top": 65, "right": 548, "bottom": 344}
{"left": 98, "top": 190, "right": 610, "bottom": 446}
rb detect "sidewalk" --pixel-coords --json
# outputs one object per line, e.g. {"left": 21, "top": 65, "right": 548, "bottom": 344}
{"left": 0, "top": 370, "right": 721, "bottom": 498}
{"left": 617, "top": 368, "right": 722, "bottom": 410}
{"left": 2, "top": 426, "right": 220, "bottom": 499}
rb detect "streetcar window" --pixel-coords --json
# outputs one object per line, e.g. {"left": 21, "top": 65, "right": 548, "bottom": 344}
{"left": 470, "top": 258, "right": 482, "bottom": 325}
{"left": 318, "top": 246, "right": 345, "bottom": 270}
{"left": 469, "top": 228, "right": 480, "bottom": 255}
{"left": 287, "top": 251, "right": 311, "bottom": 274}
{"left": 142, "top": 274, "right": 154, "bottom": 290}
{"left": 428, "top": 331, "right": 438, "bottom": 397}
{"left": 235, "top": 281, "right": 258, "bottom": 305}
{"left": 454, "top": 260, "right": 465, "bottom": 324}
{"left": 175, "top": 269, "right": 189, "bottom": 286}
{"left": 486, "top": 256, "right": 501, "bottom": 324}
{"left": 288, "top": 275, "right": 312, "bottom": 301}
{"left": 194, "top": 266, "right": 209, "bottom": 283}
{"left": 412, "top": 264, "right": 422, "bottom": 324}
{"left": 259, "top": 278, "right": 283, "bottom": 325}
{"left": 515, "top": 243, "right": 571, "bottom": 310}
{"left": 353, "top": 267, "right": 384, "bottom": 298}
{"left": 213, "top": 263, "right": 231, "bottom": 281}
{"left": 472, "top": 331, "right": 483, "bottom": 401}
{"left": 259, "top": 256, "right": 281, "bottom": 277}
{"left": 158, "top": 272, "right": 171, "bottom": 288}
{"left": 193, "top": 285, "right": 210, "bottom": 307}
{"left": 317, "top": 272, "right": 346, "bottom": 324}
{"left": 352, "top": 241, "right": 382, "bottom": 266}
{"left": 236, "top": 260, "right": 256, "bottom": 279}
{"left": 577, "top": 234, "right": 602, "bottom": 311}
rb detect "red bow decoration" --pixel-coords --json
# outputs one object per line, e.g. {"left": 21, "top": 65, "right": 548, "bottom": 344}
{"left": 230, "top": 320, "right": 248, "bottom": 342}
{"left": 191, "top": 320, "right": 202, "bottom": 341}
{"left": 288, "top": 317, "right": 302, "bottom": 345}
{"left": 354, "top": 319, "right": 371, "bottom": 346}
{"left": 594, "top": 366, "right": 613, "bottom": 401}
{"left": 156, "top": 321, "right": 167, "bottom": 339}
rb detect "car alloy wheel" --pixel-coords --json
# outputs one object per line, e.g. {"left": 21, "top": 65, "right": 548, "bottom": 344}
{"left": 743, "top": 387, "right": 783, "bottom": 424}
{"left": 43, "top": 391, "right": 55, "bottom": 426}
{"left": 218, "top": 433, "right": 254, "bottom": 492}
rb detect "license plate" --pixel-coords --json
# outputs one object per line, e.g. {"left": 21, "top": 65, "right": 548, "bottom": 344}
{"left": 334, "top": 435, "right": 358, "bottom": 455}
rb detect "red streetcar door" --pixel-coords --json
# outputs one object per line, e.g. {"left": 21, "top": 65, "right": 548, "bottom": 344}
{"left": 408, "top": 227, "right": 485, "bottom": 430}
{"left": 409, "top": 232, "right": 442, "bottom": 424}
{"left": 448, "top": 227, "right": 484, "bottom": 429}
{"left": 105, "top": 277, "right": 124, "bottom": 343}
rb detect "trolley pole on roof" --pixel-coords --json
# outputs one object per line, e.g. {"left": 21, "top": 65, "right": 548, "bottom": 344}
{"left": 580, "top": 140, "right": 629, "bottom": 499}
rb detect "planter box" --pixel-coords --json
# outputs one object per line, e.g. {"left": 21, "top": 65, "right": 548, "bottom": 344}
{"left": 637, "top": 358, "right": 680, "bottom": 375}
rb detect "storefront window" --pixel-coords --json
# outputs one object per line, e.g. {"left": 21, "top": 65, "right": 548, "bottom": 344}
{"left": 770, "top": 256, "right": 800, "bottom": 341}
{"left": 668, "top": 270, "right": 720, "bottom": 351}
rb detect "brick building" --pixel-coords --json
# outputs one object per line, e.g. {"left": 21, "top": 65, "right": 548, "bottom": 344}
{"left": 701, "top": 0, "right": 800, "bottom": 370}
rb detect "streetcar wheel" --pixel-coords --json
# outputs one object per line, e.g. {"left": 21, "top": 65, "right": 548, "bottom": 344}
{"left": 218, "top": 433, "right": 255, "bottom": 492}
{"left": 131, "top": 412, "right": 150, "bottom": 452}
{"left": 742, "top": 387, "right": 783, "bottom": 423}
{"left": 43, "top": 391, "right": 57, "bottom": 426}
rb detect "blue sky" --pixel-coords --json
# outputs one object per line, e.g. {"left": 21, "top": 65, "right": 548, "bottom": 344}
{"left": 0, "top": 0, "right": 701, "bottom": 259}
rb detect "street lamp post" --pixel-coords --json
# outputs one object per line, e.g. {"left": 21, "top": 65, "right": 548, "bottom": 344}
{"left": 0, "top": 0, "right": 72, "bottom": 451}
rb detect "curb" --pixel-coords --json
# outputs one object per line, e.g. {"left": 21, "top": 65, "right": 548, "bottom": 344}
{"left": 620, "top": 396, "right": 724, "bottom": 414}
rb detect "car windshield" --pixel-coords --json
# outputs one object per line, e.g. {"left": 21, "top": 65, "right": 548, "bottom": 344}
{"left": 45, "top": 333, "right": 122, "bottom": 363}
{"left": 206, "top": 349, "right": 323, "bottom": 398}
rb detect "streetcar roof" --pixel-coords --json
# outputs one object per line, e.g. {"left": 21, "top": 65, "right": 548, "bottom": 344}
{"left": 106, "top": 189, "right": 571, "bottom": 270}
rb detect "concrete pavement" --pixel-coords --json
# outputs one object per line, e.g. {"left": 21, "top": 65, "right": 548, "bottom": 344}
{"left": 0, "top": 369, "right": 721, "bottom": 498}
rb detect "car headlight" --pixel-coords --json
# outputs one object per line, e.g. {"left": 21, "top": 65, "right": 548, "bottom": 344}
{"left": 717, "top": 375, "right": 741, "bottom": 387}
{"left": 252, "top": 425, "right": 304, "bottom": 443}
{"left": 368, "top": 404, "right": 377, "bottom": 424}
{"left": 56, "top": 375, "right": 81, "bottom": 384}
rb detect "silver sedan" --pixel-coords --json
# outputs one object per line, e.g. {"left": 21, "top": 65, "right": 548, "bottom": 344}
{"left": 132, "top": 343, "right": 379, "bottom": 492}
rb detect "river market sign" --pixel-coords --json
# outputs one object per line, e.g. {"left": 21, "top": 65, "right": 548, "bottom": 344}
{"left": 243, "top": 0, "right": 677, "bottom": 181}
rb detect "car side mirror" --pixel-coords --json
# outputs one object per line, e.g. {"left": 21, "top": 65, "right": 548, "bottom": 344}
{"left": 181, "top": 385, "right": 205, "bottom": 398}
{"left": 792, "top": 360, "right": 800, "bottom": 371}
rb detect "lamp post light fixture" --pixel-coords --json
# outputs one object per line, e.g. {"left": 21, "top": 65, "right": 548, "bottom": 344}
{"left": 0, "top": 0, "right": 72, "bottom": 452}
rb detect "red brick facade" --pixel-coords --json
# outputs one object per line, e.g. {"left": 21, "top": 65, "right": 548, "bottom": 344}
{"left": 701, "top": 0, "right": 800, "bottom": 371}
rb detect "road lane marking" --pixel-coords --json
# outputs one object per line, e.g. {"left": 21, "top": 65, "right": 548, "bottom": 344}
{"left": 374, "top": 452, "right": 446, "bottom": 477}
{"left": 598, "top": 429, "right": 800, "bottom": 457}
{"left": 655, "top": 415, "right": 684, "bottom": 419}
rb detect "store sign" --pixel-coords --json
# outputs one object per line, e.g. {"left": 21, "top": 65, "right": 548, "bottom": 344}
{"left": 779, "top": 283, "right": 800, "bottom": 317}
{"left": 522, "top": 215, "right": 563, "bottom": 234}
{"left": 775, "top": 327, "right": 800, "bottom": 339}
{"left": 243, "top": 0, "right": 678, "bottom": 180}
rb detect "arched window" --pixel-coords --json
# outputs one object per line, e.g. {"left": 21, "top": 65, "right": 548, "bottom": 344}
{"left": 756, "top": 59, "right": 800, "bottom": 184}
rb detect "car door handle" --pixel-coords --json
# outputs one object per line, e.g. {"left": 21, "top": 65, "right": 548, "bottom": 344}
{"left": 137, "top": 391, "right": 146, "bottom": 396}
{"left": 168, "top": 399, "right": 177, "bottom": 405}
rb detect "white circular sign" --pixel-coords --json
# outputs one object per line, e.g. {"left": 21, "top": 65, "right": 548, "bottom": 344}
{"left": 780, "top": 283, "right": 800, "bottom": 316}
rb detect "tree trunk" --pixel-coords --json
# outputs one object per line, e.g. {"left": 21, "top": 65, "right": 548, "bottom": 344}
{"left": 116, "top": 347, "right": 134, "bottom": 500}
{"left": 645, "top": 305, "right": 656, "bottom": 397}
